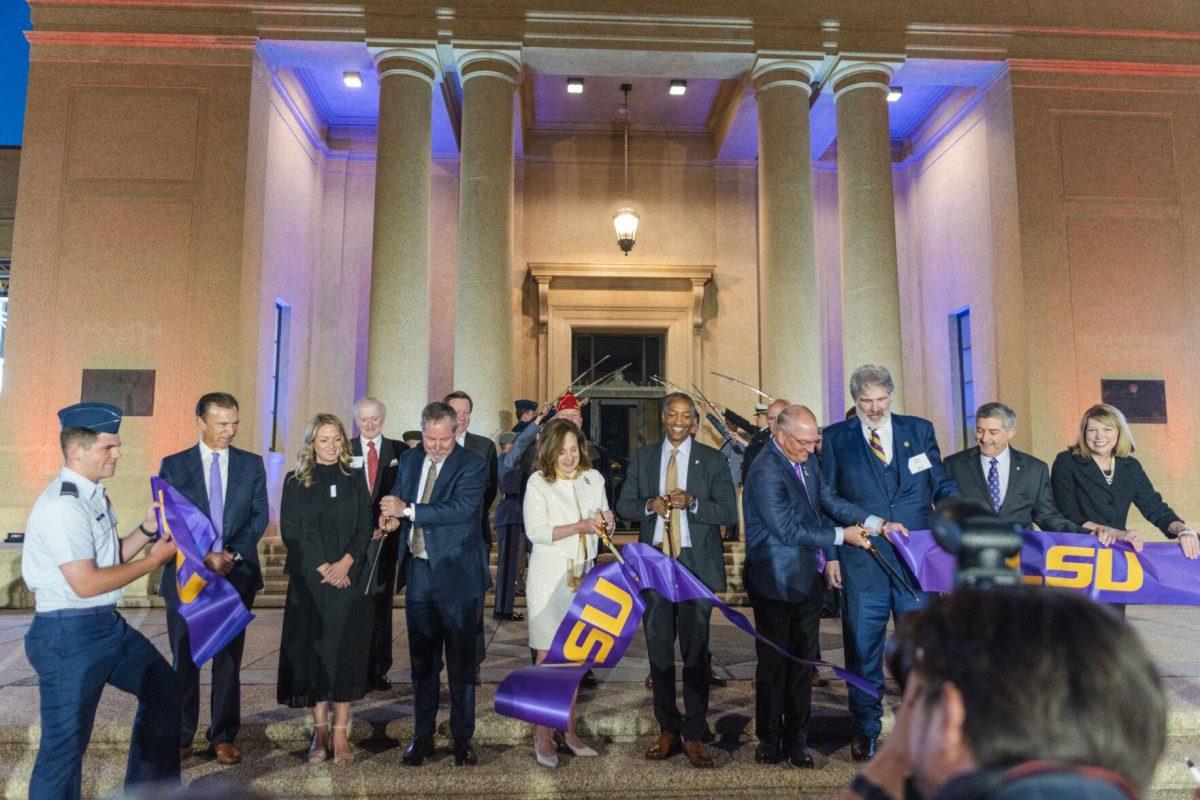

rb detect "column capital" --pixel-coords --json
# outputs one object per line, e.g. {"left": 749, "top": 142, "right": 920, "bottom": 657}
{"left": 827, "top": 55, "right": 904, "bottom": 100}
{"left": 453, "top": 43, "right": 522, "bottom": 85}
{"left": 751, "top": 52, "right": 823, "bottom": 95}
{"left": 368, "top": 41, "right": 440, "bottom": 86}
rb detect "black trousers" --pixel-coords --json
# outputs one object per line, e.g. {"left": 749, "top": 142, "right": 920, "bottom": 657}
{"left": 368, "top": 536, "right": 400, "bottom": 680}
{"left": 166, "top": 585, "right": 255, "bottom": 747}
{"left": 643, "top": 593, "right": 712, "bottom": 741}
{"left": 493, "top": 523, "right": 523, "bottom": 617}
{"left": 406, "top": 557, "right": 481, "bottom": 741}
{"left": 750, "top": 584, "right": 823, "bottom": 747}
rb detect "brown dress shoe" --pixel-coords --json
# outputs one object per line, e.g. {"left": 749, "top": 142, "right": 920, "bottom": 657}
{"left": 213, "top": 743, "right": 243, "bottom": 765}
{"left": 811, "top": 672, "right": 830, "bottom": 688}
{"left": 644, "top": 731, "right": 680, "bottom": 760}
{"left": 682, "top": 739, "right": 715, "bottom": 769}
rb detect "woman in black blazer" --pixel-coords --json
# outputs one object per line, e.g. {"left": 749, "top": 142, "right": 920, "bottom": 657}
{"left": 277, "top": 413, "right": 373, "bottom": 767}
{"left": 1051, "top": 404, "right": 1198, "bottom": 561}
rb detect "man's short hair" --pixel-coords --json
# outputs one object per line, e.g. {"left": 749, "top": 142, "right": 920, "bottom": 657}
{"left": 660, "top": 391, "right": 697, "bottom": 419}
{"left": 975, "top": 402, "right": 1016, "bottom": 430}
{"left": 353, "top": 396, "right": 387, "bottom": 419}
{"left": 848, "top": 365, "right": 894, "bottom": 401}
{"left": 443, "top": 391, "right": 473, "bottom": 410}
{"left": 776, "top": 404, "right": 815, "bottom": 433}
{"left": 891, "top": 586, "right": 1167, "bottom": 791}
{"left": 421, "top": 401, "right": 459, "bottom": 433}
{"left": 59, "top": 427, "right": 99, "bottom": 459}
{"left": 196, "top": 392, "right": 239, "bottom": 419}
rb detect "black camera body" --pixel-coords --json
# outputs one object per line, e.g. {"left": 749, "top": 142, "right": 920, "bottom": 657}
{"left": 930, "top": 498, "right": 1022, "bottom": 590}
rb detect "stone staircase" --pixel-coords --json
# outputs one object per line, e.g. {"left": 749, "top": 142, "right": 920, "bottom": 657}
{"left": 253, "top": 534, "right": 750, "bottom": 609}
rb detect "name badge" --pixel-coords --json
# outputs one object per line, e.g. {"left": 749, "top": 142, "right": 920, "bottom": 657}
{"left": 908, "top": 453, "right": 933, "bottom": 474}
{"left": 349, "top": 456, "right": 364, "bottom": 469}
{"left": 330, "top": 484, "right": 338, "bottom": 498}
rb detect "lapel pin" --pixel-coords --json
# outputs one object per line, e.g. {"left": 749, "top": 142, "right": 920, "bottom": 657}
{"left": 903, "top": 441, "right": 910, "bottom": 448}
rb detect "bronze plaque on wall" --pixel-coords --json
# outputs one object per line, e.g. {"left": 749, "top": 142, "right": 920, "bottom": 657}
{"left": 1100, "top": 379, "right": 1166, "bottom": 424}
{"left": 81, "top": 369, "right": 156, "bottom": 416}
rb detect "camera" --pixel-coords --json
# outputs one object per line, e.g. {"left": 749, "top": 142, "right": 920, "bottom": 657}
{"left": 930, "top": 498, "right": 1022, "bottom": 591}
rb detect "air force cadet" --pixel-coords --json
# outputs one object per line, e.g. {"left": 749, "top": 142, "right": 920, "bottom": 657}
{"left": 23, "top": 403, "right": 181, "bottom": 800}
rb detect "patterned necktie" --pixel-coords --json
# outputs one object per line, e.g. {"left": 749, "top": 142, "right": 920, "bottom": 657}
{"left": 869, "top": 428, "right": 888, "bottom": 464}
{"left": 209, "top": 451, "right": 224, "bottom": 548}
{"left": 987, "top": 458, "right": 1002, "bottom": 511}
{"left": 366, "top": 440, "right": 379, "bottom": 494}
{"left": 662, "top": 447, "right": 682, "bottom": 558}
{"left": 412, "top": 461, "right": 438, "bottom": 558}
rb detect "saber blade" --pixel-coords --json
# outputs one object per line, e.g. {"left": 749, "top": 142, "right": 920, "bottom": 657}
{"left": 710, "top": 371, "right": 776, "bottom": 403}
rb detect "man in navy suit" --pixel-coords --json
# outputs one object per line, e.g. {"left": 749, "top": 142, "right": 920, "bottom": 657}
{"left": 743, "top": 405, "right": 871, "bottom": 768}
{"left": 819, "top": 365, "right": 958, "bottom": 761}
{"left": 380, "top": 401, "right": 490, "bottom": 767}
{"left": 157, "top": 392, "right": 268, "bottom": 765}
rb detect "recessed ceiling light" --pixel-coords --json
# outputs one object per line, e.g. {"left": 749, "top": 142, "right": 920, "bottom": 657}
{"left": 669, "top": 79, "right": 687, "bottom": 96}
{"left": 567, "top": 77, "right": 584, "bottom": 94}
{"left": 887, "top": 86, "right": 903, "bottom": 102}
{"left": 343, "top": 71, "right": 363, "bottom": 89}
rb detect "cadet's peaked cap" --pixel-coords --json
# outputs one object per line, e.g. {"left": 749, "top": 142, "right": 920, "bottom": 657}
{"left": 58, "top": 402, "right": 123, "bottom": 433}
{"left": 514, "top": 399, "right": 537, "bottom": 413}
{"left": 754, "top": 404, "right": 769, "bottom": 414}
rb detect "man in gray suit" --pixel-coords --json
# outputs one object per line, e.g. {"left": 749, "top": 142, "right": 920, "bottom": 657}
{"left": 944, "top": 401, "right": 1085, "bottom": 533}
{"left": 616, "top": 392, "right": 738, "bottom": 769}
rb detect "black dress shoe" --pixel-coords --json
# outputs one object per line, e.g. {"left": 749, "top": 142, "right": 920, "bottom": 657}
{"left": 370, "top": 675, "right": 392, "bottom": 692}
{"left": 787, "top": 746, "right": 816, "bottom": 769}
{"left": 497, "top": 611, "right": 525, "bottom": 622}
{"left": 708, "top": 667, "right": 727, "bottom": 687}
{"left": 851, "top": 734, "right": 878, "bottom": 762}
{"left": 453, "top": 738, "right": 478, "bottom": 766}
{"left": 754, "top": 740, "right": 784, "bottom": 764}
{"left": 579, "top": 669, "right": 599, "bottom": 690}
{"left": 474, "top": 667, "right": 482, "bottom": 686}
{"left": 401, "top": 735, "right": 435, "bottom": 766}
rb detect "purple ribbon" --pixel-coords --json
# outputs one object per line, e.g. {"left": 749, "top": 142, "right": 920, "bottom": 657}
{"left": 495, "top": 542, "right": 877, "bottom": 730}
{"left": 152, "top": 477, "right": 255, "bottom": 665}
{"left": 886, "top": 529, "right": 1200, "bottom": 605}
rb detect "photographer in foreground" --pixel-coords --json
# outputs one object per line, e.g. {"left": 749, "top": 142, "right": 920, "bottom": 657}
{"left": 841, "top": 586, "right": 1166, "bottom": 800}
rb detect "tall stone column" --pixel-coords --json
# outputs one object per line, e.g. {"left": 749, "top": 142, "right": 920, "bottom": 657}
{"left": 752, "top": 55, "right": 824, "bottom": 420}
{"left": 452, "top": 47, "right": 521, "bottom": 436}
{"left": 367, "top": 46, "right": 437, "bottom": 430}
{"left": 830, "top": 58, "right": 905, "bottom": 403}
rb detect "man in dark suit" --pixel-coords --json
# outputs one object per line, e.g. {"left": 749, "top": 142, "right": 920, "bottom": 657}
{"left": 443, "top": 391, "right": 498, "bottom": 682}
{"left": 945, "top": 401, "right": 1085, "bottom": 534}
{"left": 380, "top": 401, "right": 490, "bottom": 767}
{"left": 743, "top": 405, "right": 871, "bottom": 768}
{"left": 819, "top": 365, "right": 958, "bottom": 761}
{"left": 616, "top": 392, "right": 738, "bottom": 769}
{"left": 350, "top": 396, "right": 407, "bottom": 691}
{"left": 158, "top": 392, "right": 268, "bottom": 765}
{"left": 741, "top": 398, "right": 789, "bottom": 484}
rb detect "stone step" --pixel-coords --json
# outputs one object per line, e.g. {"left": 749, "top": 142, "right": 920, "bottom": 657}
{"left": 0, "top": 682, "right": 1193, "bottom": 799}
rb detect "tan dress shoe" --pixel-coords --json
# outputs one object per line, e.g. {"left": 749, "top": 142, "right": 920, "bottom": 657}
{"left": 213, "top": 743, "right": 243, "bottom": 765}
{"left": 682, "top": 739, "right": 715, "bottom": 769}
{"left": 644, "top": 731, "right": 680, "bottom": 760}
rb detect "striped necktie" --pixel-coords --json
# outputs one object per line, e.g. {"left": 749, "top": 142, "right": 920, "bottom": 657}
{"left": 869, "top": 428, "right": 888, "bottom": 464}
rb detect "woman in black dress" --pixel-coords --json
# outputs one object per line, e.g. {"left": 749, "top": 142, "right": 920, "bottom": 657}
{"left": 278, "top": 413, "right": 373, "bottom": 766}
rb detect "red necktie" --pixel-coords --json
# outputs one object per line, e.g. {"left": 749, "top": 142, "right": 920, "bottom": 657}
{"left": 367, "top": 440, "right": 379, "bottom": 493}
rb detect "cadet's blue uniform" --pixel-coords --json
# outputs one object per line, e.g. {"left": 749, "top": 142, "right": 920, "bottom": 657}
{"left": 22, "top": 404, "right": 180, "bottom": 800}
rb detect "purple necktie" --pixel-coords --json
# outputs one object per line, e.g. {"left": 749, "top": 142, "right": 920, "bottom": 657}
{"left": 792, "top": 461, "right": 813, "bottom": 506}
{"left": 209, "top": 451, "right": 224, "bottom": 549}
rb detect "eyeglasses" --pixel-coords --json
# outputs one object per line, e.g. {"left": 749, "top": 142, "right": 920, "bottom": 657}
{"left": 784, "top": 431, "right": 822, "bottom": 449}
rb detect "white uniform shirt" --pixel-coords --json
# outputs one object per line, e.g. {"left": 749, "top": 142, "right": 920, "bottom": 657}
{"left": 22, "top": 467, "right": 123, "bottom": 612}
{"left": 980, "top": 446, "right": 1012, "bottom": 508}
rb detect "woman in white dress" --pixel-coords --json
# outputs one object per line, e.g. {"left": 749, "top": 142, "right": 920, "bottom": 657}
{"left": 523, "top": 418, "right": 616, "bottom": 767}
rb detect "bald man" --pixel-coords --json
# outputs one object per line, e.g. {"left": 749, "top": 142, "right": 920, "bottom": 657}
{"left": 740, "top": 398, "right": 789, "bottom": 484}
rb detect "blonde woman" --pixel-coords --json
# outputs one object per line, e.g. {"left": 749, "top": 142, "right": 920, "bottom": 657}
{"left": 523, "top": 418, "right": 615, "bottom": 767}
{"left": 277, "top": 414, "right": 373, "bottom": 766}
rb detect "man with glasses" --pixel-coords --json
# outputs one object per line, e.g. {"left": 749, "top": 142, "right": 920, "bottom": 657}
{"left": 743, "top": 405, "right": 871, "bottom": 769}
{"left": 819, "top": 365, "right": 958, "bottom": 762}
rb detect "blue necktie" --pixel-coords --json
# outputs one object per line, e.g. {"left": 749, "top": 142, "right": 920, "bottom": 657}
{"left": 209, "top": 451, "right": 224, "bottom": 548}
{"left": 987, "top": 458, "right": 1001, "bottom": 512}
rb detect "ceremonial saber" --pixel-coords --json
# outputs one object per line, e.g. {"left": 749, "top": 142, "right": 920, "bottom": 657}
{"left": 362, "top": 529, "right": 388, "bottom": 596}
{"left": 576, "top": 363, "right": 633, "bottom": 397}
{"left": 567, "top": 354, "right": 611, "bottom": 390}
{"left": 864, "top": 539, "right": 920, "bottom": 599}
{"left": 711, "top": 371, "right": 776, "bottom": 403}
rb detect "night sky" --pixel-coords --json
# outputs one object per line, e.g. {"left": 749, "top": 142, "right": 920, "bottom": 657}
{"left": 0, "top": 2, "right": 31, "bottom": 147}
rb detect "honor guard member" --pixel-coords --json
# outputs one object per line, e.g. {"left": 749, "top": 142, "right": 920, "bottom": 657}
{"left": 22, "top": 402, "right": 182, "bottom": 800}
{"left": 512, "top": 399, "right": 538, "bottom": 434}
